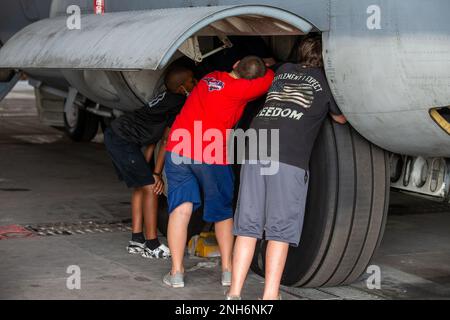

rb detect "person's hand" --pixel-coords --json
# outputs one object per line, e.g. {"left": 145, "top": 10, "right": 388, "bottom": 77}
{"left": 152, "top": 174, "right": 164, "bottom": 195}
{"left": 263, "top": 57, "right": 276, "bottom": 67}
{"left": 330, "top": 113, "right": 347, "bottom": 125}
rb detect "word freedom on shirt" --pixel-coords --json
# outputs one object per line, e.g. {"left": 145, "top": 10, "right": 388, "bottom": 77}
{"left": 257, "top": 106, "right": 304, "bottom": 119}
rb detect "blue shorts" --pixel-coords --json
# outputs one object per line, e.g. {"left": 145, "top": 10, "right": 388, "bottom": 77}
{"left": 164, "top": 152, "right": 234, "bottom": 223}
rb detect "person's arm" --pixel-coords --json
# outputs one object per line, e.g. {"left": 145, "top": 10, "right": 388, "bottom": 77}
{"left": 328, "top": 94, "right": 347, "bottom": 124}
{"left": 331, "top": 113, "right": 347, "bottom": 124}
{"left": 152, "top": 127, "right": 171, "bottom": 195}
{"left": 239, "top": 69, "right": 275, "bottom": 101}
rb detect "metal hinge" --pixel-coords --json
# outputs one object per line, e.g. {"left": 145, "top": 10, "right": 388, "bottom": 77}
{"left": 178, "top": 35, "right": 233, "bottom": 63}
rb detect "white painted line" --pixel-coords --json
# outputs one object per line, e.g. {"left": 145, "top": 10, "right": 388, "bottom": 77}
{"left": 281, "top": 286, "right": 342, "bottom": 300}
{"left": 4, "top": 93, "right": 35, "bottom": 99}
{"left": 0, "top": 113, "right": 38, "bottom": 117}
{"left": 319, "top": 286, "right": 384, "bottom": 300}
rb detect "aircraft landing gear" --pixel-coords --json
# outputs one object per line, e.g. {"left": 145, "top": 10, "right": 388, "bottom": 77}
{"left": 63, "top": 99, "right": 100, "bottom": 142}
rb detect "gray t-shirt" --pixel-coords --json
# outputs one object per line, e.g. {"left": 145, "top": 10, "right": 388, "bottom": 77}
{"left": 250, "top": 63, "right": 342, "bottom": 170}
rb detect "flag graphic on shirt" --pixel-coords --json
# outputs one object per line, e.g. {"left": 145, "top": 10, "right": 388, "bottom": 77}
{"left": 266, "top": 82, "right": 314, "bottom": 109}
{"left": 203, "top": 77, "right": 225, "bottom": 92}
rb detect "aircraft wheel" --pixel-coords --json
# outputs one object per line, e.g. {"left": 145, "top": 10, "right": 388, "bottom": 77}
{"left": 250, "top": 119, "right": 390, "bottom": 287}
{"left": 64, "top": 101, "right": 99, "bottom": 142}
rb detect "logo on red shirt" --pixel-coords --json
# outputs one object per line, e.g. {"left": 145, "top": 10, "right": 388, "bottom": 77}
{"left": 203, "top": 77, "right": 225, "bottom": 92}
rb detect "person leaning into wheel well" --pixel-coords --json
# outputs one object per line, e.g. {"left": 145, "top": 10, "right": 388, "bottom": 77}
{"left": 103, "top": 65, "right": 197, "bottom": 260}
{"left": 227, "top": 36, "right": 347, "bottom": 300}
{"left": 162, "top": 56, "right": 275, "bottom": 289}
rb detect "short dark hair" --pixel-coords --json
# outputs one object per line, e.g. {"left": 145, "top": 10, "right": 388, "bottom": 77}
{"left": 164, "top": 66, "right": 192, "bottom": 93}
{"left": 297, "top": 36, "right": 323, "bottom": 68}
{"left": 236, "top": 56, "right": 267, "bottom": 79}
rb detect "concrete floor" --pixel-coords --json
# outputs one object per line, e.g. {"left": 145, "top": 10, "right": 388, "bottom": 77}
{"left": 1, "top": 83, "right": 450, "bottom": 300}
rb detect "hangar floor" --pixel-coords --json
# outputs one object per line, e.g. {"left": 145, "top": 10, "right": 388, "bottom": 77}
{"left": 1, "top": 83, "right": 449, "bottom": 300}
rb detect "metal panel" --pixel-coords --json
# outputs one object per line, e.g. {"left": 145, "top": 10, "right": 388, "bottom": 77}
{"left": 49, "top": 0, "right": 330, "bottom": 31}
{"left": 0, "top": 0, "right": 51, "bottom": 43}
{"left": 324, "top": 0, "right": 450, "bottom": 157}
{"left": 0, "top": 5, "right": 313, "bottom": 71}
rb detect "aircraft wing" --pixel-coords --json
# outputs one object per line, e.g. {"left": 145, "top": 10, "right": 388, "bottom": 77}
{"left": 0, "top": 6, "right": 312, "bottom": 71}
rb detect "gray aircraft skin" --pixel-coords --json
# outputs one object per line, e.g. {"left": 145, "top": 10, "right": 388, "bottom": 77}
{"left": 0, "top": 0, "right": 449, "bottom": 288}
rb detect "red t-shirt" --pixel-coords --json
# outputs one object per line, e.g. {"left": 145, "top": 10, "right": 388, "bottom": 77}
{"left": 166, "top": 69, "right": 275, "bottom": 165}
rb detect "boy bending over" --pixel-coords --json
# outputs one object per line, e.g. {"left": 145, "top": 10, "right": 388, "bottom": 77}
{"left": 104, "top": 66, "right": 196, "bottom": 259}
{"left": 228, "top": 37, "right": 347, "bottom": 300}
{"left": 163, "top": 56, "right": 275, "bottom": 288}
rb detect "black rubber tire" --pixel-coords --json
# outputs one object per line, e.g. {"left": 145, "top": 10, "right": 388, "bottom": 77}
{"left": 250, "top": 119, "right": 389, "bottom": 287}
{"left": 157, "top": 196, "right": 206, "bottom": 242}
{"left": 64, "top": 105, "right": 100, "bottom": 142}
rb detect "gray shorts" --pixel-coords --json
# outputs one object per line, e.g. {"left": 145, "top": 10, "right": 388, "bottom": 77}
{"left": 233, "top": 161, "right": 309, "bottom": 247}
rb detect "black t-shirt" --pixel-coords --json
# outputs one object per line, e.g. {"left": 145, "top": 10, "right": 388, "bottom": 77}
{"left": 250, "top": 63, "right": 342, "bottom": 170}
{"left": 111, "top": 92, "right": 186, "bottom": 146}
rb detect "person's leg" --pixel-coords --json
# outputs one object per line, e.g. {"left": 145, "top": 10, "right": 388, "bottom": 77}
{"left": 195, "top": 164, "right": 235, "bottom": 275}
{"left": 131, "top": 187, "right": 144, "bottom": 234}
{"left": 228, "top": 162, "right": 266, "bottom": 295}
{"left": 142, "top": 185, "right": 158, "bottom": 240}
{"left": 128, "top": 187, "right": 146, "bottom": 253}
{"left": 228, "top": 236, "right": 257, "bottom": 297}
{"left": 121, "top": 141, "right": 155, "bottom": 237}
{"left": 214, "top": 218, "right": 234, "bottom": 272}
{"left": 262, "top": 240, "right": 289, "bottom": 300}
{"left": 141, "top": 185, "right": 171, "bottom": 258}
{"left": 263, "top": 163, "right": 308, "bottom": 299}
{"left": 105, "top": 129, "right": 146, "bottom": 242}
{"left": 167, "top": 202, "right": 193, "bottom": 274}
{"left": 164, "top": 152, "right": 201, "bottom": 284}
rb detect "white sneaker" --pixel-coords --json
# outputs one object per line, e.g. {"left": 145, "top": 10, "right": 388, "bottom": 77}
{"left": 141, "top": 243, "right": 171, "bottom": 259}
{"left": 221, "top": 271, "right": 232, "bottom": 287}
{"left": 225, "top": 290, "right": 241, "bottom": 300}
{"left": 126, "top": 241, "right": 145, "bottom": 254}
{"left": 163, "top": 271, "right": 185, "bottom": 288}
